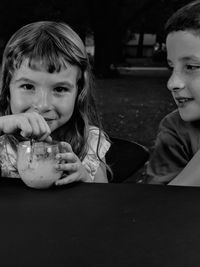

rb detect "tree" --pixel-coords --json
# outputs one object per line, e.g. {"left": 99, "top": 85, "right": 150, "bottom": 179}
{"left": 87, "top": 0, "right": 158, "bottom": 77}
{"left": 86, "top": 0, "right": 122, "bottom": 77}
{"left": 0, "top": 0, "right": 191, "bottom": 76}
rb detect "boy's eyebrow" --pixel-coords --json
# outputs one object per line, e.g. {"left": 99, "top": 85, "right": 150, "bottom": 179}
{"left": 181, "top": 55, "right": 200, "bottom": 61}
{"left": 167, "top": 56, "right": 200, "bottom": 65}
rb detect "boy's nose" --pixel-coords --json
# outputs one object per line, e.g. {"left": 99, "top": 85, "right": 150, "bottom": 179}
{"left": 34, "top": 90, "right": 51, "bottom": 112}
{"left": 167, "top": 70, "right": 185, "bottom": 92}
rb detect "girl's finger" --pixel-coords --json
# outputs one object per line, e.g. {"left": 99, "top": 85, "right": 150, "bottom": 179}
{"left": 56, "top": 152, "right": 77, "bottom": 163}
{"left": 41, "top": 134, "right": 52, "bottom": 142}
{"left": 37, "top": 117, "right": 50, "bottom": 136}
{"left": 38, "top": 115, "right": 51, "bottom": 135}
{"left": 29, "top": 113, "right": 51, "bottom": 139}
{"left": 60, "top": 142, "right": 73, "bottom": 153}
{"left": 38, "top": 127, "right": 52, "bottom": 142}
{"left": 55, "top": 162, "right": 79, "bottom": 172}
{"left": 28, "top": 116, "right": 41, "bottom": 137}
{"left": 55, "top": 173, "right": 78, "bottom": 186}
{"left": 18, "top": 119, "right": 33, "bottom": 138}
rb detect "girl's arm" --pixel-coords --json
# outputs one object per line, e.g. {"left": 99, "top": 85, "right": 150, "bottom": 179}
{"left": 0, "top": 113, "right": 51, "bottom": 141}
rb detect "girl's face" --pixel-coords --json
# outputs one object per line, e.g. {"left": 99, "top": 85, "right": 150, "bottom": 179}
{"left": 9, "top": 58, "right": 79, "bottom": 132}
{"left": 167, "top": 31, "right": 200, "bottom": 122}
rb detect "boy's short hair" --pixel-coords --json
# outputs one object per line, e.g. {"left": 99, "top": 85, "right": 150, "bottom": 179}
{"left": 165, "top": 0, "right": 200, "bottom": 35}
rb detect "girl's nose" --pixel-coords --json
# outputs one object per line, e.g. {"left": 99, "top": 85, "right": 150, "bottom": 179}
{"left": 33, "top": 90, "right": 51, "bottom": 112}
{"left": 167, "top": 70, "right": 185, "bottom": 92}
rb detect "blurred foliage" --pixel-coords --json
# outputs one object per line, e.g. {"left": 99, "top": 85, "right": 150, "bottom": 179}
{"left": 0, "top": 0, "right": 193, "bottom": 76}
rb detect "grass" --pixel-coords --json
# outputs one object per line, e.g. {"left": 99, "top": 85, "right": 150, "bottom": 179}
{"left": 95, "top": 72, "right": 176, "bottom": 152}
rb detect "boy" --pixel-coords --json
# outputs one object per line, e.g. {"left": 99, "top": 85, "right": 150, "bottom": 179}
{"left": 147, "top": 0, "right": 200, "bottom": 186}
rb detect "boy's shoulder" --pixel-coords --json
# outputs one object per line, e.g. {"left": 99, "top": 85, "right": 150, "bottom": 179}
{"left": 161, "top": 109, "right": 182, "bottom": 125}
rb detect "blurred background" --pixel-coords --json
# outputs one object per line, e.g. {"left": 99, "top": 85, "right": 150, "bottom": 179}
{"left": 0, "top": 0, "right": 191, "bottom": 74}
{"left": 0, "top": 0, "right": 193, "bottom": 151}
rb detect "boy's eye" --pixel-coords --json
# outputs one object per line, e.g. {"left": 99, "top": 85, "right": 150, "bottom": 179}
{"left": 54, "top": 87, "right": 69, "bottom": 93}
{"left": 20, "top": 84, "right": 34, "bottom": 90}
{"left": 185, "top": 64, "right": 200, "bottom": 71}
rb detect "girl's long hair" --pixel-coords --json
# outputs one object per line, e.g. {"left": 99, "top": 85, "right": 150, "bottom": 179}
{"left": 0, "top": 21, "right": 106, "bottom": 161}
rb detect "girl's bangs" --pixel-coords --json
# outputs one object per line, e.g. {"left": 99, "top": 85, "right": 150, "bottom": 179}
{"left": 13, "top": 41, "right": 74, "bottom": 73}
{"left": 27, "top": 53, "right": 69, "bottom": 73}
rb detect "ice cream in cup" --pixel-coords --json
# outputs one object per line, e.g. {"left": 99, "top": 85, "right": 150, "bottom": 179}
{"left": 17, "top": 141, "right": 63, "bottom": 189}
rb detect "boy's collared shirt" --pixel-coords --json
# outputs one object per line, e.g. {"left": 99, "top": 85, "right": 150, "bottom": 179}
{"left": 147, "top": 109, "right": 200, "bottom": 184}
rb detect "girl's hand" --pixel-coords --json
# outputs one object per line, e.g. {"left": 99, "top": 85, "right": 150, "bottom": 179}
{"left": 0, "top": 112, "right": 51, "bottom": 142}
{"left": 55, "top": 142, "right": 92, "bottom": 186}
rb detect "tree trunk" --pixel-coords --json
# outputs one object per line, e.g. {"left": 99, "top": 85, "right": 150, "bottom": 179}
{"left": 137, "top": 32, "right": 144, "bottom": 58}
{"left": 88, "top": 0, "right": 123, "bottom": 77}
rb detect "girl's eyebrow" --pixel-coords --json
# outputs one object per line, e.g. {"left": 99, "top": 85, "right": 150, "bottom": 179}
{"left": 53, "top": 81, "right": 74, "bottom": 89}
{"left": 13, "top": 78, "right": 74, "bottom": 89}
{"left": 14, "top": 78, "right": 35, "bottom": 83}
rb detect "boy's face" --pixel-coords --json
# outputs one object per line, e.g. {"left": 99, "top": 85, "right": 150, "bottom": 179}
{"left": 167, "top": 30, "right": 200, "bottom": 121}
{"left": 9, "top": 58, "right": 79, "bottom": 132}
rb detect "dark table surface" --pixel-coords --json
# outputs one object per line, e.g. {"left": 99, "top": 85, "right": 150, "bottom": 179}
{"left": 1, "top": 178, "right": 200, "bottom": 267}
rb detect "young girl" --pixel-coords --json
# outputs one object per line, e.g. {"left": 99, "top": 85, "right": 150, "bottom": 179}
{"left": 0, "top": 21, "right": 110, "bottom": 185}
{"left": 146, "top": 0, "right": 200, "bottom": 186}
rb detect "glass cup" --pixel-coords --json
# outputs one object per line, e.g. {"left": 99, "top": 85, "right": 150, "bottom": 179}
{"left": 17, "top": 141, "right": 63, "bottom": 189}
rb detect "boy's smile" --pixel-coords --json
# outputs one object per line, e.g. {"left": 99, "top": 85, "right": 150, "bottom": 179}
{"left": 166, "top": 30, "right": 200, "bottom": 122}
{"left": 9, "top": 59, "right": 79, "bottom": 133}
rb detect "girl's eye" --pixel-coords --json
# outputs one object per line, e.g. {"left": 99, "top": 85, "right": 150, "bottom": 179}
{"left": 20, "top": 84, "right": 34, "bottom": 90}
{"left": 54, "top": 87, "right": 69, "bottom": 93}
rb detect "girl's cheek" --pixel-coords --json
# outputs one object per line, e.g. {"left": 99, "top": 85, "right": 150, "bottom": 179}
{"left": 10, "top": 95, "right": 33, "bottom": 113}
